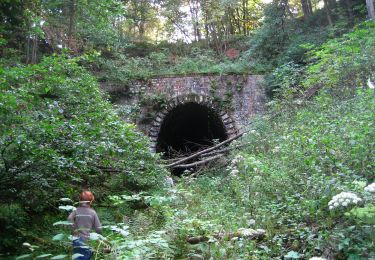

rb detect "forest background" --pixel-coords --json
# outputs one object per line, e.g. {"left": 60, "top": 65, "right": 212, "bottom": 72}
{"left": 0, "top": 0, "right": 374, "bottom": 259}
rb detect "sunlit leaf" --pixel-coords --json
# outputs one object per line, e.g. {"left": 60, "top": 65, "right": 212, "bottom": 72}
{"left": 52, "top": 233, "right": 65, "bottom": 241}
{"left": 72, "top": 254, "right": 84, "bottom": 259}
{"left": 58, "top": 205, "right": 76, "bottom": 211}
{"left": 53, "top": 221, "right": 72, "bottom": 226}
{"left": 36, "top": 254, "right": 53, "bottom": 258}
{"left": 50, "top": 255, "right": 67, "bottom": 259}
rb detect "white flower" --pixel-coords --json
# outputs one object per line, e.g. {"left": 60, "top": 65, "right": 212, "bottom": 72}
{"left": 364, "top": 183, "right": 375, "bottom": 193}
{"left": 328, "top": 191, "right": 362, "bottom": 210}
{"left": 368, "top": 78, "right": 374, "bottom": 89}
{"left": 22, "top": 242, "right": 34, "bottom": 251}
{"left": 22, "top": 242, "right": 31, "bottom": 248}
{"left": 231, "top": 155, "right": 244, "bottom": 165}
{"left": 248, "top": 219, "right": 256, "bottom": 226}
{"left": 165, "top": 176, "right": 174, "bottom": 187}
{"left": 230, "top": 169, "right": 239, "bottom": 176}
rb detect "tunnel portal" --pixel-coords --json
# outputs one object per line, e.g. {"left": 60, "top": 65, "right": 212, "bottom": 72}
{"left": 156, "top": 102, "right": 228, "bottom": 160}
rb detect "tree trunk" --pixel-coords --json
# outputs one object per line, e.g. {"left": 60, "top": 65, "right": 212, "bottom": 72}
{"left": 366, "top": 0, "right": 375, "bottom": 19}
{"left": 26, "top": 36, "right": 31, "bottom": 64}
{"left": 68, "top": 0, "right": 76, "bottom": 52}
{"left": 139, "top": 0, "right": 146, "bottom": 38}
{"left": 189, "top": 0, "right": 201, "bottom": 41}
{"left": 242, "top": 0, "right": 247, "bottom": 35}
{"left": 139, "top": 22, "right": 145, "bottom": 37}
{"left": 235, "top": 8, "right": 242, "bottom": 34}
{"left": 227, "top": 8, "right": 235, "bottom": 35}
{"left": 344, "top": 0, "right": 354, "bottom": 26}
{"left": 323, "top": 0, "right": 333, "bottom": 26}
{"left": 301, "top": 0, "right": 311, "bottom": 19}
{"left": 31, "top": 36, "right": 38, "bottom": 64}
{"left": 307, "top": 0, "right": 313, "bottom": 14}
{"left": 329, "top": 0, "right": 337, "bottom": 9}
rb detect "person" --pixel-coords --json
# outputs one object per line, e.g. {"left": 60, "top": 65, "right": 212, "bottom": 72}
{"left": 68, "top": 190, "right": 102, "bottom": 260}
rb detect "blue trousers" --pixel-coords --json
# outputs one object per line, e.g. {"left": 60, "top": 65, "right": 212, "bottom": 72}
{"left": 73, "top": 237, "right": 92, "bottom": 260}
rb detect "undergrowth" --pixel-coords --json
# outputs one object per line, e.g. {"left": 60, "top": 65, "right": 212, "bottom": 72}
{"left": 16, "top": 88, "right": 374, "bottom": 260}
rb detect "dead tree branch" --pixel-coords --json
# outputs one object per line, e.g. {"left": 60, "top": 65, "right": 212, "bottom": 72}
{"left": 173, "top": 154, "right": 224, "bottom": 169}
{"left": 166, "top": 132, "right": 244, "bottom": 168}
{"left": 187, "top": 228, "right": 266, "bottom": 244}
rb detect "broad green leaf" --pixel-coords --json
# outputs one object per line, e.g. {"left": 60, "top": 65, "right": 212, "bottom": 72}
{"left": 58, "top": 205, "right": 76, "bottom": 211}
{"left": 59, "top": 198, "right": 73, "bottom": 202}
{"left": 51, "top": 255, "right": 67, "bottom": 259}
{"left": 53, "top": 221, "right": 72, "bottom": 226}
{"left": 52, "top": 233, "right": 65, "bottom": 241}
{"left": 72, "top": 253, "right": 84, "bottom": 260}
{"left": 89, "top": 232, "right": 104, "bottom": 240}
{"left": 36, "top": 254, "right": 53, "bottom": 258}
{"left": 284, "top": 251, "right": 301, "bottom": 259}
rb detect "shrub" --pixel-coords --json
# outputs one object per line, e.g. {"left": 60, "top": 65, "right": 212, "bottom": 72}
{"left": 0, "top": 204, "right": 29, "bottom": 253}
{"left": 0, "top": 54, "right": 167, "bottom": 212}
{"left": 265, "top": 21, "right": 375, "bottom": 99}
{"left": 140, "top": 88, "right": 374, "bottom": 259}
{"left": 304, "top": 21, "right": 375, "bottom": 91}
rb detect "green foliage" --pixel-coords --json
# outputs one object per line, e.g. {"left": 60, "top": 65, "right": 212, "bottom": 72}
{"left": 125, "top": 88, "right": 372, "bottom": 259}
{"left": 24, "top": 88, "right": 373, "bottom": 259}
{"left": 304, "top": 21, "right": 375, "bottom": 90}
{"left": 265, "top": 61, "right": 305, "bottom": 98}
{"left": 94, "top": 46, "right": 250, "bottom": 88}
{"left": 247, "top": 2, "right": 291, "bottom": 71}
{"left": 248, "top": 0, "right": 369, "bottom": 78}
{"left": 86, "top": 88, "right": 372, "bottom": 259}
{"left": 0, "top": 54, "right": 167, "bottom": 213}
{"left": 266, "top": 21, "right": 375, "bottom": 99}
{"left": 1, "top": 1, "right": 374, "bottom": 259}
{"left": 0, "top": 204, "right": 29, "bottom": 252}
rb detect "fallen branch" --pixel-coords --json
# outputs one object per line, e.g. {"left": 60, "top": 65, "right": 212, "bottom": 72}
{"left": 167, "top": 132, "right": 244, "bottom": 168}
{"left": 173, "top": 154, "right": 224, "bottom": 169}
{"left": 166, "top": 84, "right": 324, "bottom": 170}
{"left": 186, "top": 236, "right": 209, "bottom": 244}
{"left": 187, "top": 228, "right": 266, "bottom": 244}
{"left": 200, "top": 142, "right": 251, "bottom": 158}
{"left": 15, "top": 228, "right": 55, "bottom": 246}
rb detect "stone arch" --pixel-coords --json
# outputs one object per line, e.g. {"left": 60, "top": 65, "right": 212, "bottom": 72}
{"left": 149, "top": 93, "right": 239, "bottom": 155}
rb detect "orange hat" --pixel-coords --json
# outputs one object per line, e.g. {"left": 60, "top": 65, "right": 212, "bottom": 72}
{"left": 79, "top": 190, "right": 95, "bottom": 203}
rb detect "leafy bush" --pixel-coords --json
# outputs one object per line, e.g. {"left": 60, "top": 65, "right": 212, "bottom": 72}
{"left": 265, "top": 21, "right": 375, "bottom": 99}
{"left": 0, "top": 54, "right": 167, "bottom": 212}
{"left": 265, "top": 61, "right": 305, "bottom": 98}
{"left": 0, "top": 204, "right": 29, "bottom": 253}
{"left": 109, "top": 88, "right": 373, "bottom": 259}
{"left": 304, "top": 21, "right": 375, "bottom": 90}
{"left": 94, "top": 46, "right": 250, "bottom": 89}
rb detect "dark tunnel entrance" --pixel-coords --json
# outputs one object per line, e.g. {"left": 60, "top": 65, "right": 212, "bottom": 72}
{"left": 156, "top": 102, "right": 228, "bottom": 174}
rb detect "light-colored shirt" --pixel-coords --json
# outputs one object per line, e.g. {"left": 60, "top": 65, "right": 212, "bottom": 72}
{"left": 68, "top": 203, "right": 102, "bottom": 240}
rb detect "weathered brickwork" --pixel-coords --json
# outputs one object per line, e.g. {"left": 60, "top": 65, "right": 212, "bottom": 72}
{"left": 101, "top": 74, "right": 265, "bottom": 150}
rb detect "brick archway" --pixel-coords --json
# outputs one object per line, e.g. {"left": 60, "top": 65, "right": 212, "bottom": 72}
{"left": 149, "top": 94, "right": 239, "bottom": 153}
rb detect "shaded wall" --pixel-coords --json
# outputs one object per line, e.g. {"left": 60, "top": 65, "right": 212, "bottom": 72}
{"left": 101, "top": 74, "right": 266, "bottom": 150}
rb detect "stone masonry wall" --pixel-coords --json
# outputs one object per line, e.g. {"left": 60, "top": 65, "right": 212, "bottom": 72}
{"left": 101, "top": 74, "right": 266, "bottom": 141}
